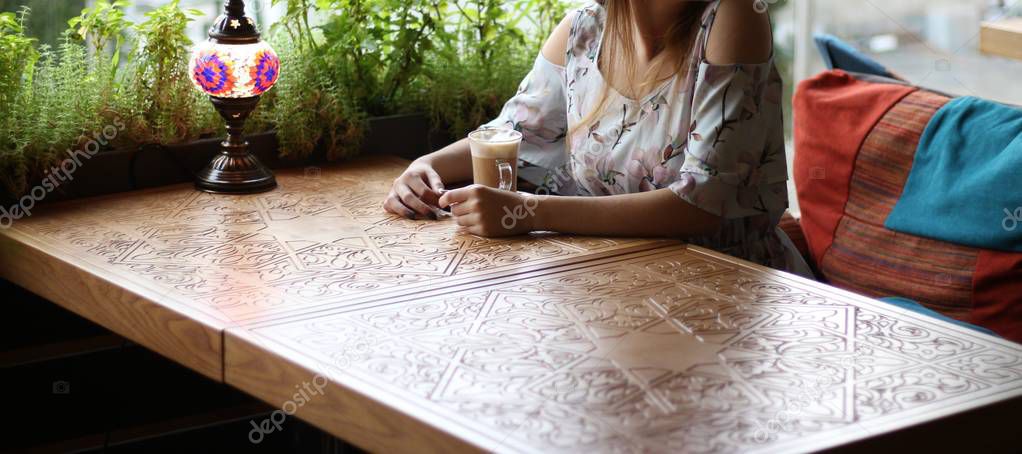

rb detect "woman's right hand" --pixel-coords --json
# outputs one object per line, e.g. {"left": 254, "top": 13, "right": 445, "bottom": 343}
{"left": 383, "top": 160, "right": 446, "bottom": 219}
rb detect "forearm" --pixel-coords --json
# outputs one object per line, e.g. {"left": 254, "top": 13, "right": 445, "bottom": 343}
{"left": 416, "top": 138, "right": 472, "bottom": 185}
{"left": 531, "top": 189, "right": 721, "bottom": 238}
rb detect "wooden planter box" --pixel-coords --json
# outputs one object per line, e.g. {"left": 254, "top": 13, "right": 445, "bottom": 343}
{"left": 33, "top": 113, "right": 453, "bottom": 204}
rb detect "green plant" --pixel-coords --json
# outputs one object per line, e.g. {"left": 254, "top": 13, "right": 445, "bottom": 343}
{"left": 0, "top": 9, "right": 35, "bottom": 108}
{"left": 520, "top": 0, "right": 568, "bottom": 47}
{"left": 4, "top": 40, "right": 98, "bottom": 199}
{"left": 1, "top": 0, "right": 132, "bottom": 200}
{"left": 64, "top": 0, "right": 132, "bottom": 121}
{"left": 262, "top": 0, "right": 545, "bottom": 159}
{"left": 0, "top": 0, "right": 573, "bottom": 202}
{"left": 0, "top": 0, "right": 86, "bottom": 47}
{"left": 254, "top": 0, "right": 370, "bottom": 160}
{"left": 63, "top": 0, "right": 133, "bottom": 124}
{"left": 421, "top": 0, "right": 538, "bottom": 138}
{"left": 121, "top": 0, "right": 217, "bottom": 144}
{"left": 314, "top": 0, "right": 444, "bottom": 115}
{"left": 0, "top": 7, "right": 37, "bottom": 196}
{"left": 257, "top": 32, "right": 366, "bottom": 160}
{"left": 67, "top": 0, "right": 131, "bottom": 60}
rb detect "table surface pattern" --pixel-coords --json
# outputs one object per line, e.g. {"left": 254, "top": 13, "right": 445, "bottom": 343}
{"left": 2, "top": 157, "right": 1020, "bottom": 452}
{"left": 230, "top": 246, "right": 1022, "bottom": 453}
{"left": 2, "top": 157, "right": 666, "bottom": 327}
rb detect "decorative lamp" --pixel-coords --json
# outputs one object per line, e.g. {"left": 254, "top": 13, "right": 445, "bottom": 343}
{"left": 189, "top": 0, "right": 280, "bottom": 193}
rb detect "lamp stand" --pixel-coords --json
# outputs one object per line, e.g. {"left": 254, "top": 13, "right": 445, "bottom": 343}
{"left": 192, "top": 0, "right": 277, "bottom": 194}
{"left": 195, "top": 95, "right": 277, "bottom": 194}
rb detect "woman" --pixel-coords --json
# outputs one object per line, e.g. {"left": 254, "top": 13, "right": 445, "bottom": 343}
{"left": 384, "top": 0, "right": 806, "bottom": 274}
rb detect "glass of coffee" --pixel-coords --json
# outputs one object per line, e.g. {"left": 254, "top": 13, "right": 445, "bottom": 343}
{"left": 468, "top": 128, "right": 521, "bottom": 191}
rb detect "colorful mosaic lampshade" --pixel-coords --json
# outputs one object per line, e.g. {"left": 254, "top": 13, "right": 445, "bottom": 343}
{"left": 189, "top": 41, "right": 280, "bottom": 98}
{"left": 190, "top": 0, "right": 279, "bottom": 194}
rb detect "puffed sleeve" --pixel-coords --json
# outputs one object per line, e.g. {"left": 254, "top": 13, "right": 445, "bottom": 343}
{"left": 669, "top": 59, "right": 789, "bottom": 219}
{"left": 481, "top": 54, "right": 569, "bottom": 188}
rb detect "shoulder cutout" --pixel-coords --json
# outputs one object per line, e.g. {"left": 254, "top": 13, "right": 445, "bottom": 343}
{"left": 704, "top": 0, "right": 773, "bottom": 65}
{"left": 541, "top": 13, "right": 574, "bottom": 67}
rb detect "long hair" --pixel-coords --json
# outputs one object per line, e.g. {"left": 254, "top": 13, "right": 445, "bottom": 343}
{"left": 570, "top": 0, "right": 709, "bottom": 140}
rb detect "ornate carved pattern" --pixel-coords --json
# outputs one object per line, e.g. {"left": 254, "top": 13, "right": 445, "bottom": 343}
{"left": 10, "top": 158, "right": 1021, "bottom": 451}
{"left": 253, "top": 249, "right": 1022, "bottom": 453}
{"left": 15, "top": 159, "right": 661, "bottom": 324}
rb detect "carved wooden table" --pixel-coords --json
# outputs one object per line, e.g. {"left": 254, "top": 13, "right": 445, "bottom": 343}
{"left": 2, "top": 156, "right": 1020, "bottom": 452}
{"left": 0, "top": 157, "right": 668, "bottom": 380}
{"left": 226, "top": 245, "right": 1022, "bottom": 453}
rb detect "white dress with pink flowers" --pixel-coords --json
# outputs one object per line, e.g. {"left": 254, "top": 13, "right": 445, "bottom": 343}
{"left": 483, "top": 1, "right": 803, "bottom": 273}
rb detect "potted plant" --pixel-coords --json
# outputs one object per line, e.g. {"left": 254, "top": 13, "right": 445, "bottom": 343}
{"left": 0, "top": 0, "right": 563, "bottom": 206}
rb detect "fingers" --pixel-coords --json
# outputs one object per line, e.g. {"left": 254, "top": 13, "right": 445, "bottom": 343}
{"left": 438, "top": 184, "right": 482, "bottom": 208}
{"left": 383, "top": 192, "right": 416, "bottom": 219}
{"left": 424, "top": 167, "right": 445, "bottom": 193}
{"left": 408, "top": 175, "right": 441, "bottom": 207}
{"left": 437, "top": 189, "right": 459, "bottom": 208}
{"left": 453, "top": 212, "right": 509, "bottom": 238}
{"left": 405, "top": 176, "right": 432, "bottom": 198}
{"left": 395, "top": 183, "right": 435, "bottom": 218}
{"left": 382, "top": 164, "right": 448, "bottom": 220}
{"left": 451, "top": 200, "right": 476, "bottom": 217}
{"left": 453, "top": 212, "right": 479, "bottom": 228}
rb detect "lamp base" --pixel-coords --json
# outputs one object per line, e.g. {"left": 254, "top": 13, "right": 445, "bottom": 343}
{"left": 195, "top": 151, "right": 277, "bottom": 194}
{"left": 196, "top": 95, "right": 277, "bottom": 194}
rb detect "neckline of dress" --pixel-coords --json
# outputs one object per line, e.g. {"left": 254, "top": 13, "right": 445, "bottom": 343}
{"left": 591, "top": 12, "right": 680, "bottom": 105}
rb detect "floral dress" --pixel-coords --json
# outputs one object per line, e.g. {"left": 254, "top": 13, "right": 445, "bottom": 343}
{"left": 483, "top": 1, "right": 803, "bottom": 273}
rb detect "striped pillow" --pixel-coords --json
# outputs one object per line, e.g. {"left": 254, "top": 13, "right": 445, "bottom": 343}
{"left": 793, "top": 70, "right": 1022, "bottom": 342}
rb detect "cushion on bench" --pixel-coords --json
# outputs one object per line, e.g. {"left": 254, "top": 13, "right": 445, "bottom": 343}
{"left": 793, "top": 70, "right": 1022, "bottom": 342}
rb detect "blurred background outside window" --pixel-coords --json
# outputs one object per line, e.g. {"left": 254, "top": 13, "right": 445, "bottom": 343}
{"left": 797, "top": 0, "right": 1022, "bottom": 105}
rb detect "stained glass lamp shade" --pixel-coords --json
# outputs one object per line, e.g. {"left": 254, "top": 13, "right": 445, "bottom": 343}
{"left": 189, "top": 0, "right": 280, "bottom": 194}
{"left": 190, "top": 41, "right": 280, "bottom": 99}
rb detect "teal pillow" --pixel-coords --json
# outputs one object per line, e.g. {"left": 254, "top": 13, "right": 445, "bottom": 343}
{"left": 814, "top": 34, "right": 895, "bottom": 79}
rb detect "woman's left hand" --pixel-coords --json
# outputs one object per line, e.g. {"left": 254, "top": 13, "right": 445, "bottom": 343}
{"left": 438, "top": 185, "right": 537, "bottom": 237}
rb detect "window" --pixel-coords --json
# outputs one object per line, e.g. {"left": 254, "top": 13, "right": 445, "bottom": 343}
{"left": 778, "top": 0, "right": 1022, "bottom": 215}
{"left": 799, "top": 0, "right": 1022, "bottom": 105}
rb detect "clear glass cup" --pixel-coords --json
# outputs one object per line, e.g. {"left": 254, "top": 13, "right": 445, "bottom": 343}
{"left": 467, "top": 128, "right": 521, "bottom": 191}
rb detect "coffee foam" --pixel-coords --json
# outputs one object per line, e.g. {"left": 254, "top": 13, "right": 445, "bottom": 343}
{"left": 469, "top": 128, "right": 521, "bottom": 144}
{"left": 469, "top": 128, "right": 521, "bottom": 159}
{"left": 470, "top": 143, "right": 518, "bottom": 159}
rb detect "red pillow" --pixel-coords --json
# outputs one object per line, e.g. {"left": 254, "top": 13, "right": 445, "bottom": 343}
{"left": 793, "top": 70, "right": 1022, "bottom": 342}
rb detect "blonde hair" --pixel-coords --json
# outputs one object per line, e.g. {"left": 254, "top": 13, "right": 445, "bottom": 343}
{"left": 570, "top": 0, "right": 709, "bottom": 140}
